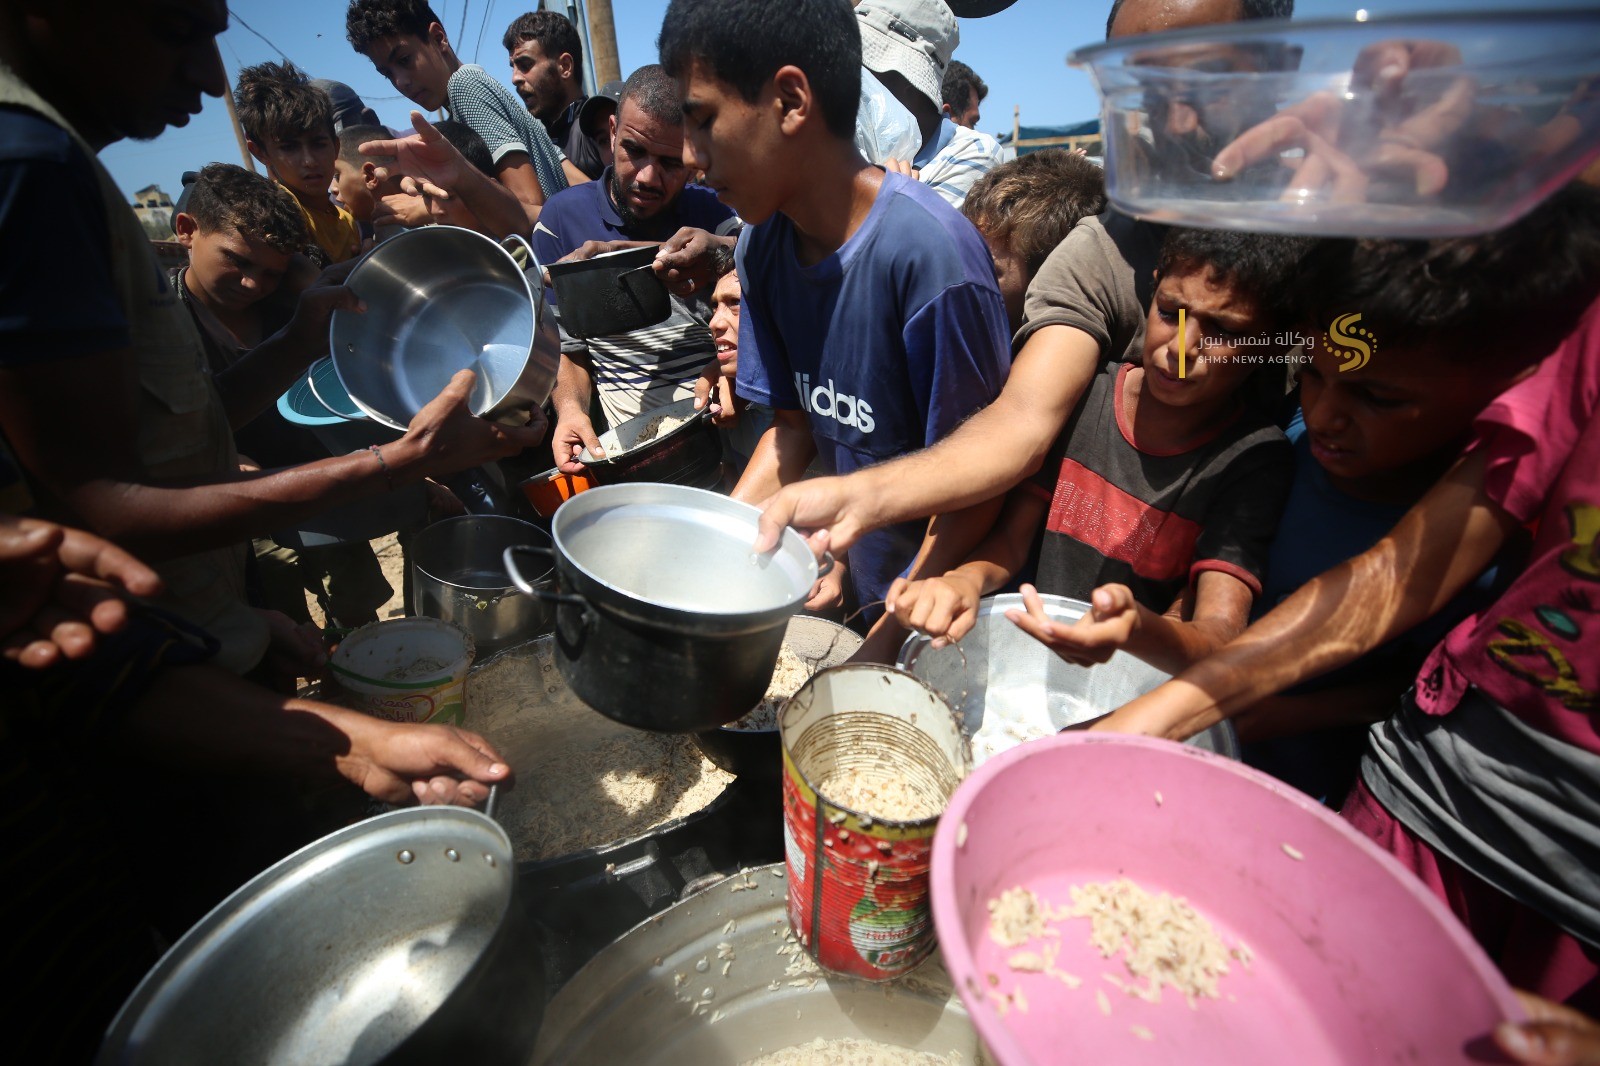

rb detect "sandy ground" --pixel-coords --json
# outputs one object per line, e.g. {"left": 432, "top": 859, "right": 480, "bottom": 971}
{"left": 300, "top": 532, "right": 409, "bottom": 629}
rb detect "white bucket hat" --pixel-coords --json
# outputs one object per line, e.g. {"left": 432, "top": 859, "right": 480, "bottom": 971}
{"left": 856, "top": 0, "right": 959, "bottom": 112}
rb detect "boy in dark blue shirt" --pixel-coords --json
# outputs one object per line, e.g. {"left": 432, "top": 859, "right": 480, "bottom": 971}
{"left": 659, "top": 0, "right": 1011, "bottom": 620}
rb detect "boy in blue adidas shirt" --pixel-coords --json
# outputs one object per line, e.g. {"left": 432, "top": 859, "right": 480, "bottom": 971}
{"left": 659, "top": 0, "right": 1011, "bottom": 620}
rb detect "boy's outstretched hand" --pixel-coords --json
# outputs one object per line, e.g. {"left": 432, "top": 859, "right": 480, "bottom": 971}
{"left": 1006, "top": 582, "right": 1141, "bottom": 666}
{"left": 1, "top": 516, "right": 165, "bottom": 668}
{"left": 404, "top": 370, "right": 548, "bottom": 478}
{"left": 1496, "top": 992, "right": 1600, "bottom": 1065}
{"left": 886, "top": 572, "right": 984, "bottom": 648}
{"left": 360, "top": 111, "right": 472, "bottom": 203}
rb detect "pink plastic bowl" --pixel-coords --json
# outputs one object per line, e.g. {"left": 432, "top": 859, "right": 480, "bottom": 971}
{"left": 931, "top": 733, "right": 1521, "bottom": 1065}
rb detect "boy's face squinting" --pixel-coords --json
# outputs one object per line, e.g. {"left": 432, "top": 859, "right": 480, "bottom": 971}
{"left": 980, "top": 228, "right": 1027, "bottom": 334}
{"left": 1298, "top": 338, "right": 1514, "bottom": 489}
{"left": 254, "top": 128, "right": 337, "bottom": 204}
{"left": 1141, "top": 266, "right": 1265, "bottom": 409}
{"left": 709, "top": 272, "right": 742, "bottom": 376}
{"left": 360, "top": 28, "right": 454, "bottom": 113}
{"left": 176, "top": 217, "right": 291, "bottom": 313}
{"left": 679, "top": 60, "right": 788, "bottom": 225}
{"left": 331, "top": 158, "right": 374, "bottom": 221}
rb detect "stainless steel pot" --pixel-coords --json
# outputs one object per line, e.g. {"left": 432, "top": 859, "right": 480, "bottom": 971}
{"left": 503, "top": 484, "right": 829, "bottom": 732}
{"left": 411, "top": 515, "right": 554, "bottom": 656}
{"left": 580, "top": 396, "right": 724, "bottom": 489}
{"left": 898, "top": 592, "right": 1240, "bottom": 763}
{"left": 531, "top": 864, "right": 989, "bottom": 1065}
{"left": 330, "top": 227, "right": 559, "bottom": 430}
{"left": 97, "top": 805, "right": 543, "bottom": 1066}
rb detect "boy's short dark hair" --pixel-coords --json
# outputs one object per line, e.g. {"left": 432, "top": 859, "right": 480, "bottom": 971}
{"left": 346, "top": 0, "right": 440, "bottom": 53}
{"left": 659, "top": 0, "right": 860, "bottom": 141}
{"left": 1158, "top": 228, "right": 1315, "bottom": 329}
{"left": 234, "top": 61, "right": 335, "bottom": 145}
{"left": 338, "top": 124, "right": 395, "bottom": 166}
{"left": 1298, "top": 182, "right": 1600, "bottom": 366}
{"left": 941, "top": 60, "right": 986, "bottom": 115}
{"left": 621, "top": 64, "right": 682, "bottom": 127}
{"left": 433, "top": 120, "right": 496, "bottom": 176}
{"left": 963, "top": 150, "right": 1107, "bottom": 280}
{"left": 501, "top": 10, "right": 584, "bottom": 81}
{"left": 184, "top": 163, "right": 308, "bottom": 255}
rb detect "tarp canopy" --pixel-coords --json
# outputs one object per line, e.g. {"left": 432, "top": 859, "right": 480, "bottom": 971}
{"left": 997, "top": 119, "right": 1102, "bottom": 154}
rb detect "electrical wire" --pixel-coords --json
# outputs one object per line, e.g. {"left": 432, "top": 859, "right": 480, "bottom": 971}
{"left": 228, "top": 11, "right": 290, "bottom": 63}
{"left": 472, "top": 0, "right": 498, "bottom": 63}
{"left": 458, "top": 0, "right": 471, "bottom": 48}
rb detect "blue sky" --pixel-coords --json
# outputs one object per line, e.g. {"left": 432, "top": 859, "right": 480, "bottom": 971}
{"left": 101, "top": 0, "right": 1589, "bottom": 200}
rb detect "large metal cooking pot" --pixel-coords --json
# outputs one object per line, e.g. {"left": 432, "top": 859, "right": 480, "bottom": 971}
{"left": 531, "top": 864, "right": 987, "bottom": 1064}
{"left": 97, "top": 805, "right": 543, "bottom": 1066}
{"left": 502, "top": 484, "right": 828, "bottom": 733}
{"left": 580, "top": 396, "right": 723, "bottom": 489}
{"left": 412, "top": 515, "right": 555, "bottom": 656}
{"left": 899, "top": 592, "right": 1239, "bottom": 764}
{"left": 330, "top": 227, "right": 559, "bottom": 430}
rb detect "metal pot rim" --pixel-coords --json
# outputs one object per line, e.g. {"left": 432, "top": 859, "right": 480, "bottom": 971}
{"left": 412, "top": 515, "right": 553, "bottom": 592}
{"left": 549, "top": 484, "right": 819, "bottom": 620}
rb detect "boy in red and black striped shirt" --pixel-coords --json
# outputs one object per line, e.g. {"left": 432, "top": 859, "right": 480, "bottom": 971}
{"left": 889, "top": 228, "right": 1309, "bottom": 675}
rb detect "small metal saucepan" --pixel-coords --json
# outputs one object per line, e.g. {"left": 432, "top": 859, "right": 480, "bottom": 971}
{"left": 547, "top": 245, "right": 671, "bottom": 339}
{"left": 503, "top": 484, "right": 830, "bottom": 733}
{"left": 580, "top": 396, "right": 723, "bottom": 490}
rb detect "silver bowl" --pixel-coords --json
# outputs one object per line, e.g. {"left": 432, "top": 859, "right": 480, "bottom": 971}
{"left": 898, "top": 592, "right": 1239, "bottom": 764}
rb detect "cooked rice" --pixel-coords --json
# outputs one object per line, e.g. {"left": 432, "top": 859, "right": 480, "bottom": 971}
{"left": 465, "top": 642, "right": 733, "bottom": 860}
{"left": 814, "top": 765, "right": 942, "bottom": 822}
{"left": 743, "top": 1037, "right": 962, "bottom": 1065}
{"left": 630, "top": 411, "right": 693, "bottom": 447}
{"left": 726, "top": 644, "right": 813, "bottom": 731}
{"left": 988, "top": 878, "right": 1241, "bottom": 1009}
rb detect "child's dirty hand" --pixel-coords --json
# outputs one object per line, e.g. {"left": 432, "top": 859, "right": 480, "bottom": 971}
{"left": 887, "top": 573, "right": 982, "bottom": 647}
{"left": 1007, "top": 583, "right": 1139, "bottom": 666}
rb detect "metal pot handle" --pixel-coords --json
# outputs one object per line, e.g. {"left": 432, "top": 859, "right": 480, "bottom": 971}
{"left": 816, "top": 551, "right": 834, "bottom": 580}
{"left": 500, "top": 233, "right": 544, "bottom": 281}
{"left": 502, "top": 545, "right": 585, "bottom": 608}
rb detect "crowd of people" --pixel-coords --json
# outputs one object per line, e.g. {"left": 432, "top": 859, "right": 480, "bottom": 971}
{"left": 1, "top": 0, "right": 1597, "bottom": 1059}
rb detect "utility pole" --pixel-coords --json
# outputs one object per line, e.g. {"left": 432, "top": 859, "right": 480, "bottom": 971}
{"left": 216, "top": 42, "right": 256, "bottom": 173}
{"left": 585, "top": 0, "right": 621, "bottom": 85}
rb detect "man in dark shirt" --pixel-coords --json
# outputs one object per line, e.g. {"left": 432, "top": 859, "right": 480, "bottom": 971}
{"left": 535, "top": 64, "right": 738, "bottom": 472}
{"left": 503, "top": 9, "right": 604, "bottom": 179}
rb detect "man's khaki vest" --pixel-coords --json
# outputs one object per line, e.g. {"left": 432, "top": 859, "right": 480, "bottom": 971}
{"left": 0, "top": 62, "right": 268, "bottom": 673}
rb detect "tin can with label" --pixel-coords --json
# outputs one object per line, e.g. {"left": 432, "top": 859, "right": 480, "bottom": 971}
{"left": 780, "top": 664, "right": 969, "bottom": 980}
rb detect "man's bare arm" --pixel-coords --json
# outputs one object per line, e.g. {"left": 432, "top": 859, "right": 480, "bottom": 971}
{"left": 1, "top": 357, "right": 541, "bottom": 561}
{"left": 1095, "top": 450, "right": 1521, "bottom": 741}
{"left": 731, "top": 409, "right": 818, "bottom": 506}
{"left": 495, "top": 154, "right": 547, "bottom": 230}
{"left": 755, "top": 323, "right": 1100, "bottom": 552}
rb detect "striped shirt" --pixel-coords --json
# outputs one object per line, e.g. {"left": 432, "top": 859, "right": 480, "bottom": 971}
{"left": 446, "top": 64, "right": 568, "bottom": 198}
{"left": 917, "top": 121, "right": 1006, "bottom": 210}
{"left": 533, "top": 171, "right": 738, "bottom": 427}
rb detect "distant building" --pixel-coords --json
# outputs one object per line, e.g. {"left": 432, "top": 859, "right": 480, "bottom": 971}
{"left": 132, "top": 184, "right": 174, "bottom": 236}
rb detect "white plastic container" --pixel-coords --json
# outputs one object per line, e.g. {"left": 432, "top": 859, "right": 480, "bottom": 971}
{"left": 329, "top": 617, "right": 475, "bottom": 726}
